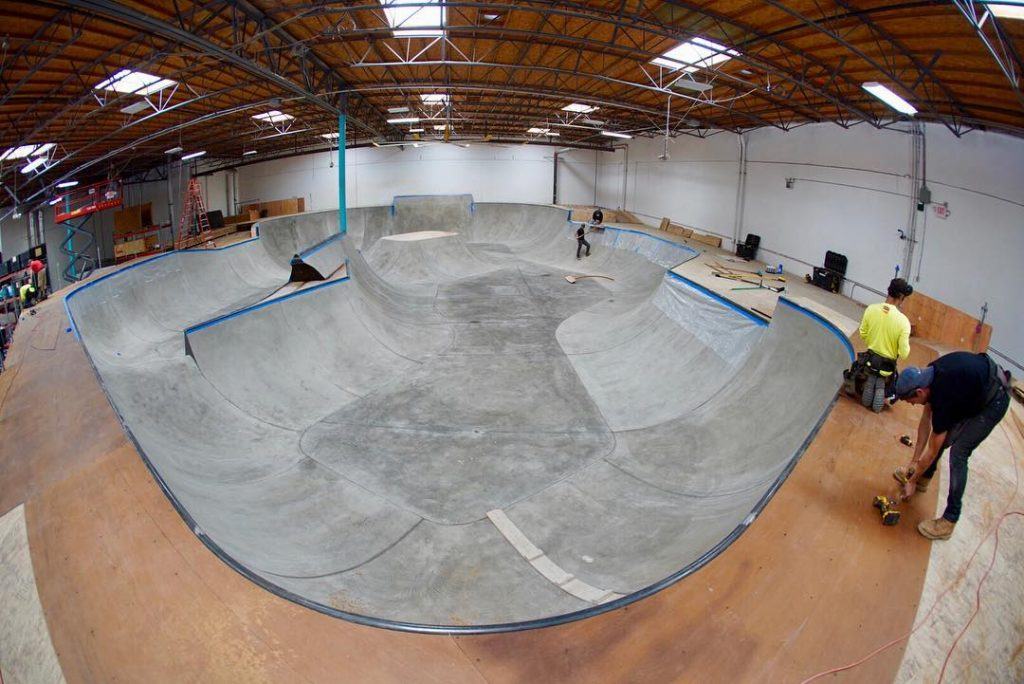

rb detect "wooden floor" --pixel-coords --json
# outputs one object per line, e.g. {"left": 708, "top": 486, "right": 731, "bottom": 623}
{"left": 0, "top": 242, "right": 1020, "bottom": 682}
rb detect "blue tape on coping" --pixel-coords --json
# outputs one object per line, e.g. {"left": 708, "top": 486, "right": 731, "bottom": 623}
{"left": 666, "top": 271, "right": 769, "bottom": 327}
{"left": 184, "top": 276, "right": 350, "bottom": 336}
{"left": 300, "top": 232, "right": 343, "bottom": 259}
{"left": 63, "top": 237, "right": 261, "bottom": 338}
{"left": 776, "top": 297, "right": 856, "bottom": 362}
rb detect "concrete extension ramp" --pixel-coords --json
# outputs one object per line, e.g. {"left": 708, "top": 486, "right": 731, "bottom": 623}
{"left": 65, "top": 197, "right": 852, "bottom": 630}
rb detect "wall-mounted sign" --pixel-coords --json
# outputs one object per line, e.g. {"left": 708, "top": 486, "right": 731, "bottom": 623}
{"left": 933, "top": 202, "right": 950, "bottom": 220}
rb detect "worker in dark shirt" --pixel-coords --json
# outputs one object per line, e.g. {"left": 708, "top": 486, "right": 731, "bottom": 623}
{"left": 892, "top": 351, "right": 1011, "bottom": 540}
{"left": 591, "top": 208, "right": 603, "bottom": 226}
{"left": 575, "top": 223, "right": 591, "bottom": 260}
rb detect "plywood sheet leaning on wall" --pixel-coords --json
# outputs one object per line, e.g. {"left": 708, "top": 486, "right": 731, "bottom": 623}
{"left": 900, "top": 291, "right": 991, "bottom": 352}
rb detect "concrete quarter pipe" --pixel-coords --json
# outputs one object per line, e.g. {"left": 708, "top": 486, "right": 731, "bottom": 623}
{"left": 65, "top": 196, "right": 853, "bottom": 631}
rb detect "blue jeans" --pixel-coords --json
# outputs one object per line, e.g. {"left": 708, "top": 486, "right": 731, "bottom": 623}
{"left": 923, "top": 389, "right": 1010, "bottom": 523}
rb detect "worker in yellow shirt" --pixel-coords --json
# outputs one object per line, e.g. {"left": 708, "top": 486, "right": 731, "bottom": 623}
{"left": 844, "top": 278, "right": 913, "bottom": 411}
{"left": 19, "top": 281, "right": 39, "bottom": 308}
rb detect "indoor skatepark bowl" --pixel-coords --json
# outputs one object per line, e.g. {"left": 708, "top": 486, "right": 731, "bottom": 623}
{"left": 65, "top": 195, "right": 853, "bottom": 632}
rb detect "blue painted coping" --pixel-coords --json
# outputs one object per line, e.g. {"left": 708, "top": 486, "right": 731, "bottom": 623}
{"left": 777, "top": 296, "right": 856, "bottom": 362}
{"left": 185, "top": 275, "right": 349, "bottom": 337}
{"left": 62, "top": 237, "right": 260, "bottom": 339}
{"left": 300, "top": 232, "right": 344, "bottom": 259}
{"left": 390, "top": 194, "right": 476, "bottom": 216}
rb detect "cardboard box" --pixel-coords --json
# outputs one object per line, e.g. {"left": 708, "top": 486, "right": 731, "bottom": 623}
{"left": 114, "top": 203, "right": 153, "bottom": 235}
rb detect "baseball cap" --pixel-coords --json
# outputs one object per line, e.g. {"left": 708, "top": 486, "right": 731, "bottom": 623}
{"left": 894, "top": 365, "right": 934, "bottom": 399}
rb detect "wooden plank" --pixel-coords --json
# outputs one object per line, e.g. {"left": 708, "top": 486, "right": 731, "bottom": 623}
{"left": 900, "top": 290, "right": 991, "bottom": 352}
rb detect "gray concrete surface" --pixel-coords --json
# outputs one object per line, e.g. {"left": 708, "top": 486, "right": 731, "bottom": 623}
{"left": 66, "top": 197, "right": 851, "bottom": 628}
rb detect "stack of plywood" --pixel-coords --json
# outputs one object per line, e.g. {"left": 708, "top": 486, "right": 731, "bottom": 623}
{"left": 657, "top": 217, "right": 721, "bottom": 247}
{"left": 900, "top": 291, "right": 992, "bottom": 352}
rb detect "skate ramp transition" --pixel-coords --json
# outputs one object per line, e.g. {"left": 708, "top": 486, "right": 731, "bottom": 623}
{"left": 65, "top": 195, "right": 854, "bottom": 632}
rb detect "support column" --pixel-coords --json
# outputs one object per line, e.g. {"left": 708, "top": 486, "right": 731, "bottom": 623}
{"left": 338, "top": 113, "right": 347, "bottom": 235}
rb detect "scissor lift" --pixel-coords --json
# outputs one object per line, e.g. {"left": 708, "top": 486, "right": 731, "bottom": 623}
{"left": 52, "top": 180, "right": 123, "bottom": 282}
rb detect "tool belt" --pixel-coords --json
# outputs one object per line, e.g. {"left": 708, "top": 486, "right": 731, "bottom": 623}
{"left": 984, "top": 354, "right": 1011, "bottom": 406}
{"left": 861, "top": 349, "right": 897, "bottom": 375}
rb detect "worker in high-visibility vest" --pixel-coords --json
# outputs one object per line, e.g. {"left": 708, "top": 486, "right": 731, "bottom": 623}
{"left": 19, "top": 281, "right": 38, "bottom": 307}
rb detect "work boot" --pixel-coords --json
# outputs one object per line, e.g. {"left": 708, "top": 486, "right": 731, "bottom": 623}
{"left": 917, "top": 517, "right": 955, "bottom": 540}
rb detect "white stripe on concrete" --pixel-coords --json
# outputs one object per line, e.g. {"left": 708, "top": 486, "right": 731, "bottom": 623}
{"left": 487, "top": 508, "right": 621, "bottom": 605}
{"left": 486, "top": 509, "right": 543, "bottom": 561}
{"left": 0, "top": 504, "right": 66, "bottom": 684}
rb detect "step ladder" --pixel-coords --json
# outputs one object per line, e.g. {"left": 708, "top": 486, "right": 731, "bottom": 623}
{"left": 176, "top": 177, "right": 210, "bottom": 249}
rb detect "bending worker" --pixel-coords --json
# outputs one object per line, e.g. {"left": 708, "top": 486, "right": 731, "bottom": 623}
{"left": 892, "top": 352, "right": 1011, "bottom": 540}
{"left": 845, "top": 278, "right": 913, "bottom": 400}
{"left": 19, "top": 281, "right": 38, "bottom": 308}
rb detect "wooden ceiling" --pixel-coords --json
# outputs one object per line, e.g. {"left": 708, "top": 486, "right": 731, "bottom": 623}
{"left": 1, "top": 1, "right": 1022, "bottom": 211}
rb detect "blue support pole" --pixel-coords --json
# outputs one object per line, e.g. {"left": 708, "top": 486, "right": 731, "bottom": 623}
{"left": 338, "top": 113, "right": 347, "bottom": 235}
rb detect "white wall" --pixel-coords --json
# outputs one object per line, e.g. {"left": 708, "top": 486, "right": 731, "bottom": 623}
{"left": 597, "top": 122, "right": 1024, "bottom": 370}
{"left": 596, "top": 134, "right": 741, "bottom": 240}
{"left": 238, "top": 143, "right": 597, "bottom": 210}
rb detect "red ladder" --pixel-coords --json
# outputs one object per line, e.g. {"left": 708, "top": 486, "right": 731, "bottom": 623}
{"left": 176, "top": 177, "right": 211, "bottom": 249}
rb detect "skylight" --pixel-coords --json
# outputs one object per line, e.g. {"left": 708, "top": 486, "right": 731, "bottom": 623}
{"left": 421, "top": 93, "right": 449, "bottom": 104}
{"left": 988, "top": 1, "right": 1024, "bottom": 19}
{"left": 562, "top": 103, "right": 599, "bottom": 114}
{"left": 383, "top": 0, "right": 444, "bottom": 37}
{"left": 527, "top": 127, "right": 559, "bottom": 136}
{"left": 94, "top": 69, "right": 177, "bottom": 96}
{"left": 651, "top": 37, "right": 740, "bottom": 73}
{"left": 0, "top": 143, "right": 54, "bottom": 161}
{"left": 321, "top": 132, "right": 340, "bottom": 139}
{"left": 252, "top": 111, "right": 294, "bottom": 123}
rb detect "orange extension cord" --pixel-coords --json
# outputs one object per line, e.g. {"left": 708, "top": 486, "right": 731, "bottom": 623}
{"left": 801, "top": 409, "right": 1024, "bottom": 683}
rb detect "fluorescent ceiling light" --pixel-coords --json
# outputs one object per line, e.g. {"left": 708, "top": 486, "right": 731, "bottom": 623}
{"left": 988, "top": 2, "right": 1024, "bottom": 19}
{"left": 482, "top": 12, "right": 501, "bottom": 20}
{"left": 164, "top": 146, "right": 183, "bottom": 154}
{"left": 120, "top": 100, "right": 150, "bottom": 115}
{"left": 320, "top": 132, "right": 340, "bottom": 139}
{"left": 388, "top": 106, "right": 410, "bottom": 113}
{"left": 48, "top": 196, "right": 64, "bottom": 206}
{"left": 652, "top": 36, "right": 739, "bottom": 72}
{"left": 252, "top": 110, "right": 294, "bottom": 123}
{"left": 580, "top": 118, "right": 605, "bottom": 126}
{"left": 21, "top": 157, "right": 47, "bottom": 174}
{"left": 420, "top": 93, "right": 448, "bottom": 103}
{"left": 433, "top": 124, "right": 450, "bottom": 130}
{"left": 527, "top": 127, "right": 549, "bottom": 134}
{"left": 383, "top": 0, "right": 444, "bottom": 37}
{"left": 670, "top": 79, "right": 713, "bottom": 93}
{"left": 600, "top": 131, "right": 633, "bottom": 139}
{"left": 387, "top": 116, "right": 420, "bottom": 124}
{"left": 409, "top": 127, "right": 425, "bottom": 132}
{"left": 56, "top": 180, "right": 79, "bottom": 188}
{"left": 562, "top": 103, "right": 598, "bottom": 114}
{"left": 0, "top": 144, "right": 53, "bottom": 161}
{"left": 242, "top": 150, "right": 257, "bottom": 156}
{"left": 94, "top": 69, "right": 176, "bottom": 96}
{"left": 256, "top": 129, "right": 310, "bottom": 140}
{"left": 180, "top": 150, "right": 206, "bottom": 160}
{"left": 862, "top": 82, "right": 917, "bottom": 115}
